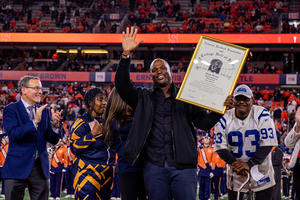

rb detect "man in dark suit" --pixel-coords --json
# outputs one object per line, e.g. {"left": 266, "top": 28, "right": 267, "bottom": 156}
{"left": 2, "top": 76, "right": 62, "bottom": 200}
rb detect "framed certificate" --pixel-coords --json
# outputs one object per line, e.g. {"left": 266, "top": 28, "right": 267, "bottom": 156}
{"left": 176, "top": 35, "right": 249, "bottom": 115}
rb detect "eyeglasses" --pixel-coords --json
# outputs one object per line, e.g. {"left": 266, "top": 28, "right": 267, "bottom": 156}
{"left": 234, "top": 96, "right": 251, "bottom": 102}
{"left": 26, "top": 86, "right": 43, "bottom": 91}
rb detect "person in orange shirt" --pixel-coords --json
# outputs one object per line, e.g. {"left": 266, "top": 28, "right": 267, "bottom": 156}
{"left": 182, "top": 19, "right": 188, "bottom": 33}
{"left": 0, "top": 136, "right": 8, "bottom": 198}
{"left": 261, "top": 86, "right": 271, "bottom": 101}
{"left": 63, "top": 137, "right": 75, "bottom": 198}
{"left": 281, "top": 109, "right": 288, "bottom": 122}
{"left": 12, "top": 90, "right": 17, "bottom": 101}
{"left": 146, "top": 23, "right": 156, "bottom": 33}
{"left": 49, "top": 27, "right": 56, "bottom": 33}
{"left": 287, "top": 93, "right": 297, "bottom": 103}
{"left": 211, "top": 152, "right": 226, "bottom": 200}
{"left": 7, "top": 81, "right": 14, "bottom": 90}
{"left": 77, "top": 22, "right": 84, "bottom": 32}
{"left": 197, "top": 132, "right": 214, "bottom": 200}
{"left": 10, "top": 18, "right": 17, "bottom": 28}
{"left": 195, "top": 5, "right": 202, "bottom": 17}
{"left": 86, "top": 83, "right": 91, "bottom": 91}
{"left": 283, "top": 89, "right": 291, "bottom": 108}
{"left": 49, "top": 141, "right": 68, "bottom": 200}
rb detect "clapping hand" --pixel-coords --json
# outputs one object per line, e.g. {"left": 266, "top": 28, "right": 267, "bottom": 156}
{"left": 34, "top": 104, "right": 47, "bottom": 124}
{"left": 51, "top": 109, "right": 63, "bottom": 128}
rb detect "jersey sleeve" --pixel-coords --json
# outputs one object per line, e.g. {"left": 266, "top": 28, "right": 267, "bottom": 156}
{"left": 213, "top": 116, "right": 228, "bottom": 152}
{"left": 257, "top": 108, "right": 278, "bottom": 147}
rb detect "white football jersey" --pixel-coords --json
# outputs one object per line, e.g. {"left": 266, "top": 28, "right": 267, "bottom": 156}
{"left": 214, "top": 105, "right": 278, "bottom": 192}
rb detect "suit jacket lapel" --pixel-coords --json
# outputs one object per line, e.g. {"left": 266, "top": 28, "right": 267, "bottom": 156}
{"left": 17, "top": 100, "right": 31, "bottom": 123}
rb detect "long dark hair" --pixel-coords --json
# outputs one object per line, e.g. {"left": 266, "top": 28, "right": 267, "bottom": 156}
{"left": 104, "top": 87, "right": 133, "bottom": 145}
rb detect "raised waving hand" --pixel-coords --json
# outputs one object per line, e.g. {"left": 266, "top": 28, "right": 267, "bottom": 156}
{"left": 122, "top": 27, "right": 143, "bottom": 55}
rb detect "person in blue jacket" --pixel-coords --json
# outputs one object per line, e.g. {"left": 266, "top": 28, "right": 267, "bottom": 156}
{"left": 70, "top": 87, "right": 120, "bottom": 200}
{"left": 2, "top": 76, "right": 62, "bottom": 200}
{"left": 104, "top": 87, "right": 147, "bottom": 200}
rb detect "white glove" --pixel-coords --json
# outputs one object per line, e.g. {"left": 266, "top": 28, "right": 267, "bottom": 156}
{"left": 62, "top": 169, "right": 66, "bottom": 173}
{"left": 209, "top": 172, "right": 214, "bottom": 178}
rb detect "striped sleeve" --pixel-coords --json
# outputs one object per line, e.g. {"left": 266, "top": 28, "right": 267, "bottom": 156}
{"left": 70, "top": 118, "right": 96, "bottom": 155}
{"left": 258, "top": 109, "right": 271, "bottom": 120}
{"left": 213, "top": 116, "right": 228, "bottom": 152}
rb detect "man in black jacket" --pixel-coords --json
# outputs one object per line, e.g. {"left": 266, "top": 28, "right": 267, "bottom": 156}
{"left": 115, "top": 27, "right": 234, "bottom": 200}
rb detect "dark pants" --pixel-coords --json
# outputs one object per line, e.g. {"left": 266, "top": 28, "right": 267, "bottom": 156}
{"left": 293, "top": 160, "right": 300, "bottom": 200}
{"left": 212, "top": 176, "right": 222, "bottom": 200}
{"left": 143, "top": 159, "right": 197, "bottom": 200}
{"left": 198, "top": 176, "right": 211, "bottom": 200}
{"left": 118, "top": 171, "right": 147, "bottom": 200}
{"left": 228, "top": 186, "right": 273, "bottom": 200}
{"left": 5, "top": 160, "right": 49, "bottom": 200}
{"left": 272, "top": 179, "right": 281, "bottom": 200}
{"left": 282, "top": 177, "right": 290, "bottom": 197}
{"left": 0, "top": 170, "right": 5, "bottom": 195}
{"left": 112, "top": 173, "right": 120, "bottom": 198}
{"left": 221, "top": 173, "right": 227, "bottom": 195}
{"left": 65, "top": 165, "right": 74, "bottom": 195}
{"left": 50, "top": 172, "right": 63, "bottom": 198}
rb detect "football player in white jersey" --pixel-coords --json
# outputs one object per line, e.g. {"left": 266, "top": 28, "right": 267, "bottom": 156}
{"left": 214, "top": 84, "right": 278, "bottom": 200}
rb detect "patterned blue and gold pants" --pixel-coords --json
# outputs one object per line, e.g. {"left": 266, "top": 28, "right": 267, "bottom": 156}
{"left": 73, "top": 158, "right": 114, "bottom": 200}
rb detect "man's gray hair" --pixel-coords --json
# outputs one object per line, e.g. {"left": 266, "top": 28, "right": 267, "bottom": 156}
{"left": 149, "top": 58, "right": 172, "bottom": 81}
{"left": 18, "top": 76, "right": 40, "bottom": 95}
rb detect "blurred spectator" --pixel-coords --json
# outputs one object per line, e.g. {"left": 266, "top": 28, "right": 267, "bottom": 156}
{"left": 1, "top": 83, "right": 7, "bottom": 93}
{"left": 255, "top": 22, "right": 264, "bottom": 33}
{"left": 2, "top": 20, "right": 10, "bottom": 32}
{"left": 99, "top": 17, "right": 106, "bottom": 33}
{"left": 60, "top": 0, "right": 66, "bottom": 8}
{"left": 257, "top": 97, "right": 264, "bottom": 106}
{"left": 51, "top": 8, "right": 58, "bottom": 21}
{"left": 171, "top": 63, "right": 177, "bottom": 73}
{"left": 158, "top": 17, "right": 167, "bottom": 27}
{"left": 182, "top": 19, "right": 188, "bottom": 33}
{"left": 110, "top": 22, "right": 118, "bottom": 33}
{"left": 177, "top": 62, "right": 185, "bottom": 73}
{"left": 94, "top": 63, "right": 100, "bottom": 71}
{"left": 282, "top": 20, "right": 289, "bottom": 33}
{"left": 10, "top": 18, "right": 16, "bottom": 29}
{"left": 7, "top": 81, "right": 14, "bottom": 89}
{"left": 238, "top": 23, "right": 245, "bottom": 32}
{"left": 275, "top": 0, "right": 283, "bottom": 13}
{"left": 27, "top": 7, "right": 32, "bottom": 24}
{"left": 274, "top": 104, "right": 283, "bottom": 122}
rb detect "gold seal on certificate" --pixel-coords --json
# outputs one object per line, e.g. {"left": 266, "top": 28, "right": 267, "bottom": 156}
{"left": 200, "top": 95, "right": 207, "bottom": 101}
{"left": 176, "top": 35, "right": 249, "bottom": 115}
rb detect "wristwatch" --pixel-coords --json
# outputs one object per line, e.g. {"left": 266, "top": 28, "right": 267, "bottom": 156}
{"left": 122, "top": 53, "right": 132, "bottom": 58}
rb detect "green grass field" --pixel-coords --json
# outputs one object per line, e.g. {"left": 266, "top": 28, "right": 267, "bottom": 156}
{"left": 23, "top": 189, "right": 73, "bottom": 200}
{"left": 22, "top": 188, "right": 228, "bottom": 200}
